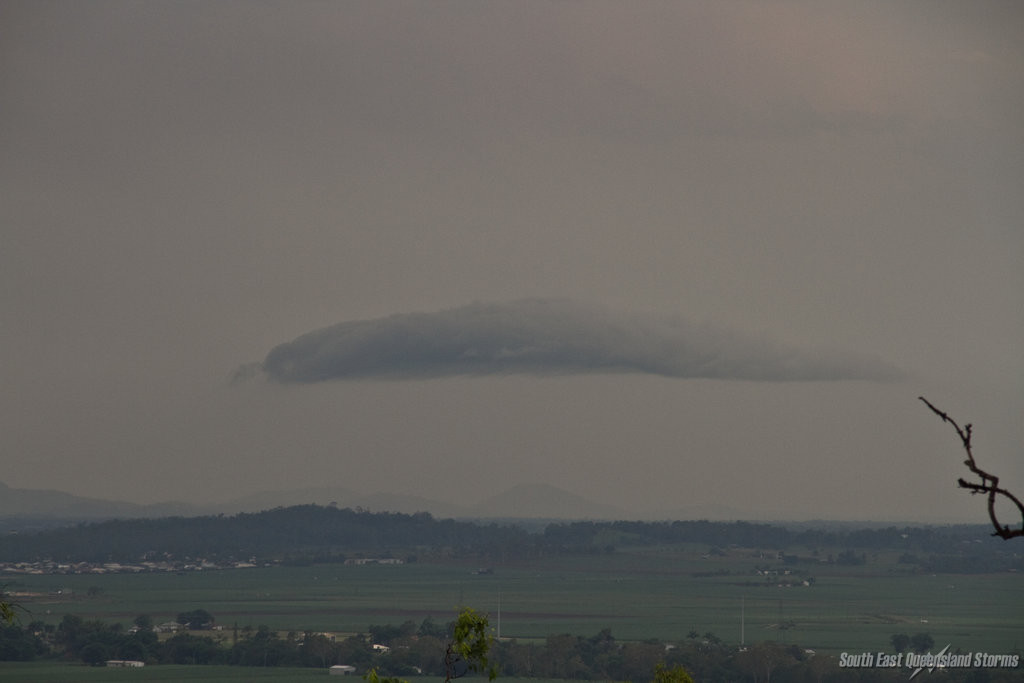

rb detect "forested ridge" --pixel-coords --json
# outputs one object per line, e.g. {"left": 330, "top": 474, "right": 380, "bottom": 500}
{"left": 0, "top": 505, "right": 1017, "bottom": 571}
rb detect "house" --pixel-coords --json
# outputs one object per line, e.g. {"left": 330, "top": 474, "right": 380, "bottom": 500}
{"left": 330, "top": 665, "right": 357, "bottom": 675}
{"left": 155, "top": 621, "right": 182, "bottom": 633}
{"left": 344, "top": 558, "right": 405, "bottom": 566}
{"left": 106, "top": 660, "right": 145, "bottom": 668}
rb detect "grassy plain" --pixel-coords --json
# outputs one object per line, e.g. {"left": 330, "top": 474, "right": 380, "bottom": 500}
{"left": 0, "top": 663, "right": 569, "bottom": 683}
{"left": 0, "top": 662, "right": 328, "bottom": 681}
{"left": 7, "top": 544, "right": 1023, "bottom": 656}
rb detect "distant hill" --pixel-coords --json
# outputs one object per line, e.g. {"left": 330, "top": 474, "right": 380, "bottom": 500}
{"left": 0, "top": 502, "right": 1007, "bottom": 573}
{"left": 468, "top": 483, "right": 627, "bottom": 519}
{"left": 221, "top": 483, "right": 635, "bottom": 520}
{"left": 214, "top": 486, "right": 471, "bottom": 518}
{"left": 0, "top": 481, "right": 200, "bottom": 526}
{"left": 0, "top": 480, "right": 790, "bottom": 530}
{"left": 0, "top": 481, "right": 629, "bottom": 528}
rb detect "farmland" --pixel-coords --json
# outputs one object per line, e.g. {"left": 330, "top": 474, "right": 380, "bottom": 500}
{"left": 7, "top": 542, "right": 1022, "bottom": 656}
{"left": 0, "top": 661, "right": 349, "bottom": 681}
{"left": 2, "top": 510, "right": 1022, "bottom": 680}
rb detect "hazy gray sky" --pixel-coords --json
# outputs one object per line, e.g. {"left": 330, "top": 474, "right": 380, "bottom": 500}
{"left": 3, "top": 0, "right": 1022, "bottom": 521}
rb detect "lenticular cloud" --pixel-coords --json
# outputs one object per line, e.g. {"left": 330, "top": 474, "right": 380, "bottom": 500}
{"left": 242, "top": 299, "right": 902, "bottom": 383}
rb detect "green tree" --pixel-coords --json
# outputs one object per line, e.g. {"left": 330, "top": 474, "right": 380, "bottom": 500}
{"left": 367, "top": 607, "right": 497, "bottom": 683}
{"left": 55, "top": 614, "right": 122, "bottom": 658}
{"left": 118, "top": 637, "right": 149, "bottom": 663}
{"left": 365, "top": 669, "right": 408, "bottom": 683}
{"left": 891, "top": 633, "right": 910, "bottom": 653}
{"left": 0, "top": 623, "right": 47, "bottom": 661}
{"left": 619, "top": 641, "right": 664, "bottom": 681}
{"left": 446, "top": 607, "right": 497, "bottom": 683}
{"left": 0, "top": 585, "right": 21, "bottom": 625}
{"left": 653, "top": 662, "right": 695, "bottom": 683}
{"left": 910, "top": 632, "right": 934, "bottom": 654}
{"left": 80, "top": 641, "right": 110, "bottom": 667}
{"left": 419, "top": 616, "right": 448, "bottom": 639}
{"left": 303, "top": 631, "right": 338, "bottom": 669}
{"left": 161, "top": 632, "right": 223, "bottom": 665}
{"left": 369, "top": 620, "right": 416, "bottom": 646}
{"left": 737, "top": 642, "right": 794, "bottom": 683}
{"left": 0, "top": 602, "right": 12, "bottom": 625}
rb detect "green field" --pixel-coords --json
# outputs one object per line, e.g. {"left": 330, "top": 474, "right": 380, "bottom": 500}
{"left": 7, "top": 544, "right": 1023, "bottom": 656}
{"left": 0, "top": 662, "right": 330, "bottom": 682}
{"left": 0, "top": 663, "right": 567, "bottom": 683}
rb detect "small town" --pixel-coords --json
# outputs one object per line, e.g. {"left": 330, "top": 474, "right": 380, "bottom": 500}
{"left": 1, "top": 556, "right": 405, "bottom": 576}
{"left": 0, "top": 558, "right": 265, "bottom": 576}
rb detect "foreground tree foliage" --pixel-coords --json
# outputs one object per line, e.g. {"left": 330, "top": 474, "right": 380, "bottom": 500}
{"left": 0, "top": 584, "right": 26, "bottom": 626}
{"left": 653, "top": 662, "right": 695, "bottom": 683}
{"left": 365, "top": 608, "right": 500, "bottom": 683}
{"left": 445, "top": 607, "right": 497, "bottom": 682}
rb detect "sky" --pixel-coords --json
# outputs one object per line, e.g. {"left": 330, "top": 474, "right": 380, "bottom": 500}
{"left": 2, "top": 0, "right": 1022, "bottom": 522}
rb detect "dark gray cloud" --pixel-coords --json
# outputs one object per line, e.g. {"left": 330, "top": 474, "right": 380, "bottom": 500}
{"left": 247, "top": 299, "right": 903, "bottom": 383}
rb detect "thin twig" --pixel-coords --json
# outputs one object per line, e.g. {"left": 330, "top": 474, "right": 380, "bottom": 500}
{"left": 919, "top": 397, "right": 1024, "bottom": 540}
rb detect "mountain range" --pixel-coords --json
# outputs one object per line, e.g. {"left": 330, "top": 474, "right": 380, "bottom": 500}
{"left": 0, "top": 481, "right": 753, "bottom": 527}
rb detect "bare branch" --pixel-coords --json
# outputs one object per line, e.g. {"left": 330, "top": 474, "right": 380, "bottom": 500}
{"left": 919, "top": 397, "right": 1024, "bottom": 540}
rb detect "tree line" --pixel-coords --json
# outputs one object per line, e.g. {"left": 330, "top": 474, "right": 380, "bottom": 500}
{"left": 0, "top": 505, "right": 1017, "bottom": 572}
{"left": 4, "top": 613, "right": 1021, "bottom": 682}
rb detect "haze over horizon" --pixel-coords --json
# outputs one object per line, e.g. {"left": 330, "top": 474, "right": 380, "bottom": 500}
{"left": 3, "top": 1, "right": 1022, "bottom": 524}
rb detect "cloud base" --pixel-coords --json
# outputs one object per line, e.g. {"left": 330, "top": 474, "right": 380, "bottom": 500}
{"left": 243, "top": 299, "right": 903, "bottom": 384}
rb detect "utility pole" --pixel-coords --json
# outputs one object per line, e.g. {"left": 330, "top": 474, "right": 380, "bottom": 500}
{"left": 741, "top": 596, "right": 745, "bottom": 648}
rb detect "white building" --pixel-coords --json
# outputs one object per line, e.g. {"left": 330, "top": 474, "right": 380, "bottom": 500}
{"left": 330, "top": 665, "right": 357, "bottom": 675}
